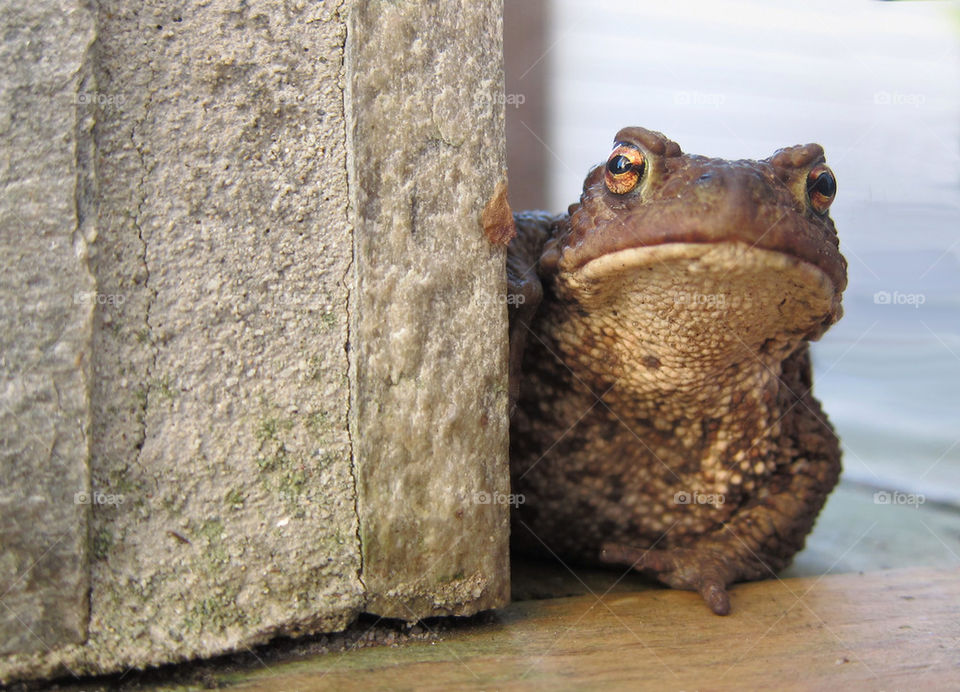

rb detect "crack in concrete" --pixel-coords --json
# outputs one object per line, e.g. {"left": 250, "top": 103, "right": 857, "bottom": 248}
{"left": 129, "top": 28, "right": 159, "bottom": 489}
{"left": 338, "top": 0, "right": 366, "bottom": 599}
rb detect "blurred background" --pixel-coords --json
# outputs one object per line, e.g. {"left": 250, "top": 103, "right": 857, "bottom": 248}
{"left": 505, "top": 0, "right": 960, "bottom": 572}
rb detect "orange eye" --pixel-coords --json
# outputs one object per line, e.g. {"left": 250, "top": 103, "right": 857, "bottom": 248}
{"left": 604, "top": 143, "right": 645, "bottom": 194}
{"left": 806, "top": 164, "right": 836, "bottom": 214}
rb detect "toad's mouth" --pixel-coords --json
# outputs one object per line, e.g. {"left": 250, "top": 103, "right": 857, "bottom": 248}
{"left": 559, "top": 204, "right": 848, "bottom": 296}
{"left": 558, "top": 240, "right": 844, "bottom": 343}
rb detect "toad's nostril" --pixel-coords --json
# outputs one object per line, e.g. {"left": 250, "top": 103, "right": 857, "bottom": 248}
{"left": 697, "top": 173, "right": 713, "bottom": 183}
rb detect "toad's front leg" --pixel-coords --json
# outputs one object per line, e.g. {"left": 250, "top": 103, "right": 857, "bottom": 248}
{"left": 600, "top": 542, "right": 741, "bottom": 615}
{"left": 602, "top": 353, "right": 842, "bottom": 615}
{"left": 601, "top": 449, "right": 837, "bottom": 614}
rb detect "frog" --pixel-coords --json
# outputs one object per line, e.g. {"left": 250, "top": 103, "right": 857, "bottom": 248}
{"left": 507, "top": 126, "right": 847, "bottom": 615}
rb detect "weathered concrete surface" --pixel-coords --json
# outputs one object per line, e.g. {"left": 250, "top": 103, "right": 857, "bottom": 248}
{"left": 0, "top": 0, "right": 510, "bottom": 683}
{"left": 0, "top": 0, "right": 95, "bottom": 657}
{"left": 348, "top": 0, "right": 511, "bottom": 620}
{"left": 1, "top": 0, "right": 362, "bottom": 681}
{"left": 80, "top": 0, "right": 363, "bottom": 669}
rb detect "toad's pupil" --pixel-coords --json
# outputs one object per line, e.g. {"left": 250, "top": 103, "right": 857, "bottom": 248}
{"left": 810, "top": 172, "right": 836, "bottom": 197}
{"left": 608, "top": 155, "right": 633, "bottom": 175}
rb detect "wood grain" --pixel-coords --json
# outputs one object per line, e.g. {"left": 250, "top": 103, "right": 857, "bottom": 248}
{"left": 224, "top": 567, "right": 960, "bottom": 691}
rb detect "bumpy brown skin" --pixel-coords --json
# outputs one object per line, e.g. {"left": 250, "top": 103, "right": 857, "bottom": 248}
{"left": 508, "top": 127, "right": 847, "bottom": 615}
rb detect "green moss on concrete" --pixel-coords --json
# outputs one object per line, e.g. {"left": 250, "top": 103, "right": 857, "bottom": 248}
{"left": 107, "top": 468, "right": 137, "bottom": 496}
{"left": 319, "top": 312, "right": 337, "bottom": 329}
{"left": 253, "top": 407, "right": 318, "bottom": 501}
{"left": 161, "top": 490, "right": 187, "bottom": 516}
{"left": 255, "top": 415, "right": 295, "bottom": 444}
{"left": 276, "top": 468, "right": 308, "bottom": 499}
{"left": 92, "top": 527, "right": 113, "bottom": 561}
{"left": 198, "top": 518, "right": 224, "bottom": 541}
{"left": 196, "top": 519, "right": 228, "bottom": 564}
{"left": 152, "top": 374, "right": 180, "bottom": 401}
{"left": 304, "top": 410, "right": 329, "bottom": 437}
{"left": 224, "top": 487, "right": 244, "bottom": 509}
{"left": 182, "top": 586, "right": 252, "bottom": 635}
{"left": 306, "top": 355, "right": 324, "bottom": 381}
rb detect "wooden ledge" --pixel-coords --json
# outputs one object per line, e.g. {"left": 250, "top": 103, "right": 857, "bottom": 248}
{"left": 222, "top": 566, "right": 960, "bottom": 690}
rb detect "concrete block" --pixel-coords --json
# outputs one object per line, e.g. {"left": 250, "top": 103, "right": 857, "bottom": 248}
{"left": 0, "top": 0, "right": 96, "bottom": 658}
{"left": 347, "top": 0, "right": 511, "bottom": 620}
{"left": 0, "top": 0, "right": 509, "bottom": 682}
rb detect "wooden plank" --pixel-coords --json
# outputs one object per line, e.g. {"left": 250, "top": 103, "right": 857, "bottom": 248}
{"left": 222, "top": 567, "right": 960, "bottom": 691}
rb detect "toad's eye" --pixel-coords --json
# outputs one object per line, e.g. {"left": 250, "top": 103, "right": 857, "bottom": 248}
{"left": 806, "top": 164, "right": 836, "bottom": 214}
{"left": 604, "top": 143, "right": 645, "bottom": 194}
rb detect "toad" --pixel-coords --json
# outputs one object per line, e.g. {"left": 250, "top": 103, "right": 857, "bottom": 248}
{"left": 508, "top": 126, "right": 846, "bottom": 615}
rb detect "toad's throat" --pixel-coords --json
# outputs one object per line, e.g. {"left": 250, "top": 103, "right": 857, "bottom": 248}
{"left": 568, "top": 241, "right": 840, "bottom": 327}
{"left": 544, "top": 242, "right": 842, "bottom": 399}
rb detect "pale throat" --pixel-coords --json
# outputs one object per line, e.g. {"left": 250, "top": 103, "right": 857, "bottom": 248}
{"left": 545, "top": 300, "right": 792, "bottom": 427}
{"left": 542, "top": 242, "right": 834, "bottom": 450}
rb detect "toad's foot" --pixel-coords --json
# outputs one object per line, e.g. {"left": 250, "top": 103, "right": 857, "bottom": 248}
{"left": 600, "top": 542, "right": 739, "bottom": 615}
